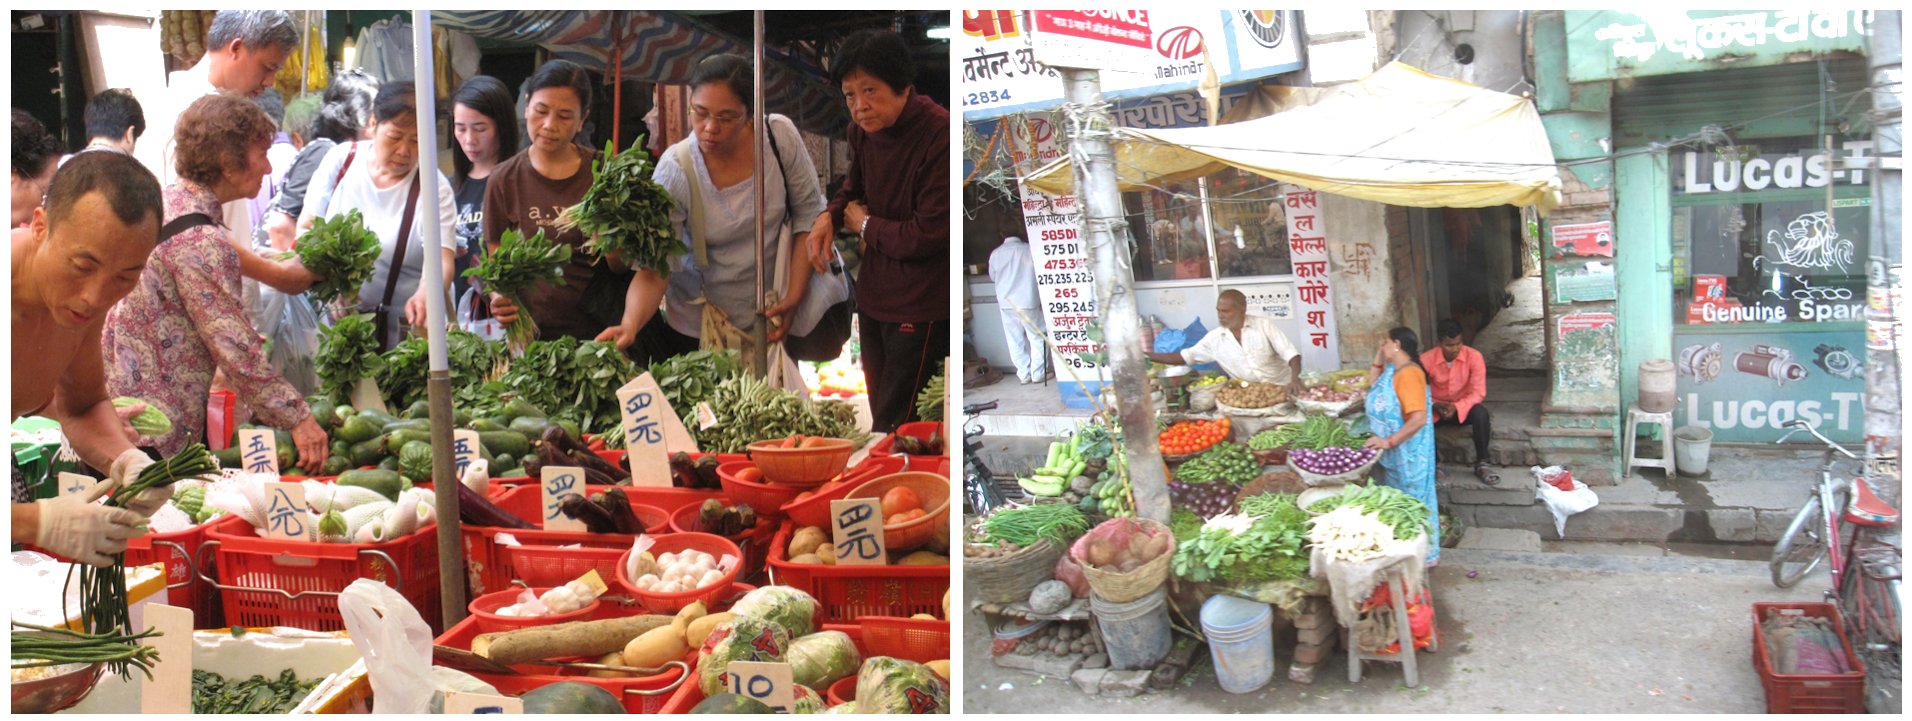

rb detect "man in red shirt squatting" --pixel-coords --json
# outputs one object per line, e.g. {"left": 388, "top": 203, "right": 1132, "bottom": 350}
{"left": 1421, "top": 318, "right": 1499, "bottom": 485}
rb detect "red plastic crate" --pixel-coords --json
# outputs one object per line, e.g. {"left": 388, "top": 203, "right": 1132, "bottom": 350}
{"left": 201, "top": 515, "right": 444, "bottom": 633}
{"left": 1751, "top": 602, "right": 1867, "bottom": 713}
{"left": 461, "top": 483, "right": 721, "bottom": 596}
{"left": 766, "top": 522, "right": 950, "bottom": 623}
{"left": 781, "top": 456, "right": 910, "bottom": 529}
{"left": 125, "top": 520, "right": 223, "bottom": 630}
{"left": 854, "top": 617, "right": 951, "bottom": 664}
{"left": 434, "top": 612, "right": 693, "bottom": 713}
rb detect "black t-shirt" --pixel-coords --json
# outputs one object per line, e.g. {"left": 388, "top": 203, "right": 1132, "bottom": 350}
{"left": 272, "top": 138, "right": 337, "bottom": 218}
{"left": 452, "top": 175, "right": 488, "bottom": 302}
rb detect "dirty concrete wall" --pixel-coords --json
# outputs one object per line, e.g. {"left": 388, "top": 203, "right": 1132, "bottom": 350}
{"left": 1394, "top": 10, "right": 1529, "bottom": 92}
{"left": 1321, "top": 192, "right": 1399, "bottom": 366}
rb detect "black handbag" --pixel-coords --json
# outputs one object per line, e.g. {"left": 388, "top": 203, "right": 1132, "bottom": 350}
{"left": 763, "top": 123, "right": 854, "bottom": 362}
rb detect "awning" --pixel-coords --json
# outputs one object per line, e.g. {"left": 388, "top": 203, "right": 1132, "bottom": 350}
{"left": 1022, "top": 62, "right": 1563, "bottom": 213}
{"left": 431, "top": 10, "right": 847, "bottom": 135}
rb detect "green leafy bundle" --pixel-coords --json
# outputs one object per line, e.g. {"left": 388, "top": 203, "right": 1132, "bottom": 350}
{"left": 315, "top": 313, "right": 384, "bottom": 403}
{"left": 915, "top": 373, "right": 945, "bottom": 424}
{"left": 1250, "top": 415, "right": 1368, "bottom": 451}
{"left": 649, "top": 349, "right": 745, "bottom": 414}
{"left": 687, "top": 373, "right": 866, "bottom": 453}
{"left": 374, "top": 330, "right": 504, "bottom": 409}
{"left": 981, "top": 504, "right": 1090, "bottom": 547}
{"left": 463, "top": 228, "right": 571, "bottom": 351}
{"left": 295, "top": 209, "right": 382, "bottom": 308}
{"left": 193, "top": 668, "right": 319, "bottom": 714}
{"left": 558, "top": 140, "right": 680, "bottom": 274}
{"left": 1305, "top": 483, "right": 1431, "bottom": 540}
{"left": 470, "top": 336, "right": 639, "bottom": 436}
{"left": 1171, "top": 505, "right": 1310, "bottom": 584}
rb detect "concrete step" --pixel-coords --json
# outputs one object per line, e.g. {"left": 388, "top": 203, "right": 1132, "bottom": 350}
{"left": 1454, "top": 527, "right": 1543, "bottom": 552}
{"left": 1439, "top": 459, "right": 1814, "bottom": 545}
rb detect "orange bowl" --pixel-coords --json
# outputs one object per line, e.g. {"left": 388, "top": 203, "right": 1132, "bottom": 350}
{"left": 781, "top": 457, "right": 908, "bottom": 529}
{"left": 468, "top": 586, "right": 600, "bottom": 633}
{"left": 614, "top": 532, "right": 744, "bottom": 613}
{"left": 827, "top": 675, "right": 858, "bottom": 706}
{"left": 745, "top": 437, "right": 856, "bottom": 487}
{"left": 846, "top": 472, "right": 950, "bottom": 552}
{"left": 718, "top": 461, "right": 805, "bottom": 515}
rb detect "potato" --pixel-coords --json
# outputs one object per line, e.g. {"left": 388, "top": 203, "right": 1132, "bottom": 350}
{"left": 790, "top": 553, "right": 823, "bottom": 565}
{"left": 817, "top": 543, "right": 837, "bottom": 565}
{"left": 588, "top": 651, "right": 635, "bottom": 678}
{"left": 925, "top": 659, "right": 950, "bottom": 679}
{"left": 685, "top": 611, "right": 734, "bottom": 649}
{"left": 911, "top": 613, "right": 937, "bottom": 620}
{"left": 623, "top": 624, "right": 688, "bottom": 671}
{"left": 789, "top": 526, "right": 827, "bottom": 557}
{"left": 899, "top": 551, "right": 948, "bottom": 566}
{"left": 671, "top": 600, "right": 707, "bottom": 638}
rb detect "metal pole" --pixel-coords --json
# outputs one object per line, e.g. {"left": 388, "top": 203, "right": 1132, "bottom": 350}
{"left": 752, "top": 11, "right": 770, "bottom": 376}
{"left": 413, "top": 10, "right": 465, "bottom": 628}
{"left": 610, "top": 12, "right": 623, "bottom": 151}
{"left": 1865, "top": 11, "right": 1902, "bottom": 509}
{"left": 1060, "top": 68, "right": 1170, "bottom": 523}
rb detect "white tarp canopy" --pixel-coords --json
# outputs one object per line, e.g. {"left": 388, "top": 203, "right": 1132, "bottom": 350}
{"left": 1023, "top": 62, "right": 1564, "bottom": 213}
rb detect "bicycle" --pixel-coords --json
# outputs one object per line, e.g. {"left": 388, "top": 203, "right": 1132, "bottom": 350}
{"left": 1767, "top": 419, "right": 1901, "bottom": 659}
{"left": 963, "top": 401, "right": 1009, "bottom": 517}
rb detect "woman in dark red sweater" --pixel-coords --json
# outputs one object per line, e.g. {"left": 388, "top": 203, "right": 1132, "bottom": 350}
{"left": 800, "top": 30, "right": 950, "bottom": 433}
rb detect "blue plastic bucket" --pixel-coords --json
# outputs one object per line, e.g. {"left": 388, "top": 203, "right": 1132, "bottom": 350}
{"left": 1200, "top": 594, "right": 1275, "bottom": 693}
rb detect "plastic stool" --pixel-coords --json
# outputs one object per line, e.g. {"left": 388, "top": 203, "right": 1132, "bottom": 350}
{"left": 1624, "top": 404, "right": 1676, "bottom": 477}
{"left": 1346, "top": 557, "right": 1436, "bottom": 686}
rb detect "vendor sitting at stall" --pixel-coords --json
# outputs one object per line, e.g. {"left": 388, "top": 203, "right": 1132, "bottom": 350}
{"left": 1145, "top": 289, "right": 1303, "bottom": 396}
{"left": 1422, "top": 318, "right": 1499, "bottom": 484}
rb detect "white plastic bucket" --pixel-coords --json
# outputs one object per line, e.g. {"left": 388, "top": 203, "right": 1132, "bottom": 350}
{"left": 1089, "top": 587, "right": 1172, "bottom": 670}
{"left": 1200, "top": 595, "right": 1275, "bottom": 693}
{"left": 1674, "top": 426, "right": 1713, "bottom": 476}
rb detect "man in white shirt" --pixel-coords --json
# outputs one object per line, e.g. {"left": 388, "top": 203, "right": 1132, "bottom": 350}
{"left": 989, "top": 235, "right": 1046, "bottom": 384}
{"left": 1148, "top": 289, "right": 1303, "bottom": 394}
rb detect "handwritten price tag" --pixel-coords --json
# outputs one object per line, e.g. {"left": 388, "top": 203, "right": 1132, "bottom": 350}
{"left": 261, "top": 482, "right": 308, "bottom": 541}
{"left": 725, "top": 661, "right": 794, "bottom": 712}
{"left": 239, "top": 428, "right": 279, "bottom": 475}
{"left": 452, "top": 429, "right": 482, "bottom": 479}
{"left": 830, "top": 498, "right": 886, "bottom": 566}
{"left": 56, "top": 471, "right": 103, "bottom": 501}
{"left": 542, "top": 466, "right": 585, "bottom": 531}
{"left": 616, "top": 373, "right": 684, "bottom": 487}
{"left": 441, "top": 691, "right": 523, "bottom": 714}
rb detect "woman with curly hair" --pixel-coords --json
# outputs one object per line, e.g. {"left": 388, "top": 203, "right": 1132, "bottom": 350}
{"left": 102, "top": 94, "right": 328, "bottom": 467}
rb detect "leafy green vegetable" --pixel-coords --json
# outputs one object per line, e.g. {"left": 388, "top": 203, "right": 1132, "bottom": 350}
{"left": 112, "top": 397, "right": 172, "bottom": 437}
{"left": 1073, "top": 422, "right": 1114, "bottom": 461}
{"left": 1305, "top": 483, "right": 1431, "bottom": 540}
{"left": 557, "top": 140, "right": 680, "bottom": 275}
{"left": 981, "top": 504, "right": 1090, "bottom": 547}
{"left": 192, "top": 668, "right": 319, "bottom": 714}
{"left": 375, "top": 330, "right": 503, "bottom": 410}
{"left": 686, "top": 373, "right": 865, "bottom": 453}
{"left": 649, "top": 349, "right": 744, "bottom": 415}
{"left": 463, "top": 228, "right": 571, "bottom": 351}
{"left": 1170, "top": 509, "right": 1310, "bottom": 584}
{"left": 462, "top": 336, "right": 639, "bottom": 436}
{"left": 295, "top": 209, "right": 382, "bottom": 308}
{"left": 1249, "top": 415, "right": 1367, "bottom": 451}
{"left": 315, "top": 314, "right": 384, "bottom": 403}
{"left": 1168, "top": 507, "right": 1204, "bottom": 544}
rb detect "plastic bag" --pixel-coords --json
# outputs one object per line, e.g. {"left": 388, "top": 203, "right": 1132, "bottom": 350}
{"left": 1053, "top": 553, "right": 1089, "bottom": 598}
{"left": 256, "top": 288, "right": 322, "bottom": 396}
{"left": 455, "top": 285, "right": 506, "bottom": 341}
{"left": 1532, "top": 465, "right": 1599, "bottom": 537}
{"left": 338, "top": 579, "right": 438, "bottom": 714}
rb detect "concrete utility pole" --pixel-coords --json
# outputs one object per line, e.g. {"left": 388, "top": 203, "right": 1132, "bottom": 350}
{"left": 1059, "top": 68, "right": 1170, "bottom": 523}
{"left": 1865, "top": 12, "right": 1902, "bottom": 508}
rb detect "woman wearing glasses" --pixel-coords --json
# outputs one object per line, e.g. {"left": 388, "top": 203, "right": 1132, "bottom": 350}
{"left": 640, "top": 54, "right": 826, "bottom": 367}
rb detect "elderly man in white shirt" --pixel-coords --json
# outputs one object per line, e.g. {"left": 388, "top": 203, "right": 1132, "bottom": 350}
{"left": 1148, "top": 289, "right": 1304, "bottom": 394}
{"left": 989, "top": 235, "right": 1047, "bottom": 384}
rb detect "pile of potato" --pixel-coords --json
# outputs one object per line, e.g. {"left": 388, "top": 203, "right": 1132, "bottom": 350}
{"left": 1013, "top": 622, "right": 1099, "bottom": 659}
{"left": 785, "top": 526, "right": 949, "bottom": 566}
{"left": 589, "top": 601, "right": 731, "bottom": 678}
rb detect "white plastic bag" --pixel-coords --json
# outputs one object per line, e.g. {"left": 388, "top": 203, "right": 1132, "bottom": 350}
{"left": 1531, "top": 465, "right": 1599, "bottom": 537}
{"left": 257, "top": 289, "right": 322, "bottom": 396}
{"left": 455, "top": 286, "right": 506, "bottom": 341}
{"left": 339, "top": 579, "right": 438, "bottom": 714}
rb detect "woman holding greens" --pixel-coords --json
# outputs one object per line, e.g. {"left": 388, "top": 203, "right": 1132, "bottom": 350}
{"left": 102, "top": 94, "right": 328, "bottom": 467}
{"left": 484, "top": 59, "right": 664, "bottom": 346}
{"left": 298, "top": 81, "right": 458, "bottom": 351}
{"left": 1361, "top": 326, "right": 1440, "bottom": 564}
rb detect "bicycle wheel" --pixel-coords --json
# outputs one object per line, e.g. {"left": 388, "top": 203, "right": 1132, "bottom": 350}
{"left": 1841, "top": 541, "right": 1903, "bottom": 648}
{"left": 1771, "top": 494, "right": 1829, "bottom": 588}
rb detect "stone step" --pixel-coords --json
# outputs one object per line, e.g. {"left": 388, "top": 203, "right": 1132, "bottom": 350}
{"left": 1454, "top": 527, "right": 1544, "bottom": 552}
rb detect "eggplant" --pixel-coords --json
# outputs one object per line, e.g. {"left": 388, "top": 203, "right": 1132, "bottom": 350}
{"left": 602, "top": 487, "right": 642, "bottom": 534}
{"left": 559, "top": 495, "right": 618, "bottom": 533}
{"left": 457, "top": 481, "right": 536, "bottom": 529}
{"left": 691, "top": 456, "right": 721, "bottom": 489}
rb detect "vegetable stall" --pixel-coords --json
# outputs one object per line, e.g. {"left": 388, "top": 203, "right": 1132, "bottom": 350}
{"left": 968, "top": 369, "right": 1448, "bottom": 696}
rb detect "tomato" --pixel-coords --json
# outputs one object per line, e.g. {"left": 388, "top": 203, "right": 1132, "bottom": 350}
{"left": 882, "top": 486, "right": 923, "bottom": 516}
{"left": 887, "top": 512, "right": 910, "bottom": 525}
{"left": 904, "top": 508, "right": 928, "bottom": 522}
{"left": 737, "top": 466, "right": 764, "bottom": 484}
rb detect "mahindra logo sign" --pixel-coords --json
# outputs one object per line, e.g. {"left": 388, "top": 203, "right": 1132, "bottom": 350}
{"left": 1156, "top": 25, "right": 1204, "bottom": 60}
{"left": 1237, "top": 11, "right": 1286, "bottom": 49}
{"left": 1028, "top": 118, "right": 1054, "bottom": 144}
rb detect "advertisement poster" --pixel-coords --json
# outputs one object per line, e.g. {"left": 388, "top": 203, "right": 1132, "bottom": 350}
{"left": 1551, "top": 220, "right": 1614, "bottom": 258}
{"left": 1003, "top": 113, "right": 1106, "bottom": 407}
{"left": 1278, "top": 184, "right": 1341, "bottom": 372}
{"left": 1674, "top": 329, "right": 1866, "bottom": 442}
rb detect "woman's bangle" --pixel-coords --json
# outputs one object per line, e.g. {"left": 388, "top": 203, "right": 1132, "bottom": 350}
{"left": 1371, "top": 363, "right": 1384, "bottom": 369}
{"left": 858, "top": 216, "right": 870, "bottom": 234}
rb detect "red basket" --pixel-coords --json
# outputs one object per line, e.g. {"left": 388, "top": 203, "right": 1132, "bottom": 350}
{"left": 1751, "top": 602, "right": 1867, "bottom": 713}
{"left": 766, "top": 522, "right": 950, "bottom": 623}
{"left": 667, "top": 499, "right": 776, "bottom": 582}
{"left": 869, "top": 421, "right": 948, "bottom": 461}
{"left": 124, "top": 519, "right": 223, "bottom": 630}
{"left": 467, "top": 586, "right": 600, "bottom": 633}
{"left": 781, "top": 456, "right": 908, "bottom": 530}
{"left": 827, "top": 675, "right": 857, "bottom": 706}
{"left": 613, "top": 533, "right": 743, "bottom": 613}
{"left": 717, "top": 461, "right": 806, "bottom": 517}
{"left": 434, "top": 612, "right": 693, "bottom": 713}
{"left": 856, "top": 617, "right": 952, "bottom": 664}
{"left": 200, "top": 515, "right": 443, "bottom": 633}
{"left": 461, "top": 483, "right": 719, "bottom": 596}
{"left": 845, "top": 471, "right": 950, "bottom": 552}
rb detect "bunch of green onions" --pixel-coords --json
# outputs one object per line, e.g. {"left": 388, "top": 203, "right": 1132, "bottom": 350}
{"left": 66, "top": 444, "right": 218, "bottom": 639}
{"left": 12, "top": 623, "right": 163, "bottom": 681}
{"left": 981, "top": 504, "right": 1091, "bottom": 547}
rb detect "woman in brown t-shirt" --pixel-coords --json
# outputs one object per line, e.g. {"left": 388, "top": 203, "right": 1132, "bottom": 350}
{"left": 483, "top": 59, "right": 666, "bottom": 345}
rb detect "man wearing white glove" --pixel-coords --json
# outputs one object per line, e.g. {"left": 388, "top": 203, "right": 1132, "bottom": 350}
{"left": 10, "top": 150, "right": 172, "bottom": 565}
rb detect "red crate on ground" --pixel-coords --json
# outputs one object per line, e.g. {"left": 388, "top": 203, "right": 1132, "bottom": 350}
{"left": 118, "top": 520, "right": 222, "bottom": 629}
{"left": 1751, "top": 602, "right": 1867, "bottom": 713}
{"left": 201, "top": 515, "right": 443, "bottom": 633}
{"left": 434, "top": 611, "right": 693, "bottom": 713}
{"left": 461, "top": 483, "right": 720, "bottom": 596}
{"left": 766, "top": 522, "right": 949, "bottom": 623}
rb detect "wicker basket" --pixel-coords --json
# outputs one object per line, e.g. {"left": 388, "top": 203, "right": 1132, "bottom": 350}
{"left": 1070, "top": 518, "right": 1175, "bottom": 604}
{"left": 968, "top": 538, "right": 1065, "bottom": 604}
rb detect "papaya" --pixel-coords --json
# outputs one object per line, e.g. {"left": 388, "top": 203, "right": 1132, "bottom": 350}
{"left": 337, "top": 469, "right": 405, "bottom": 501}
{"left": 348, "top": 438, "right": 388, "bottom": 468}
{"left": 468, "top": 418, "right": 508, "bottom": 433}
{"left": 401, "top": 399, "right": 431, "bottom": 419}
{"left": 508, "top": 416, "right": 555, "bottom": 438}
{"left": 477, "top": 431, "right": 531, "bottom": 459}
{"left": 337, "top": 414, "right": 384, "bottom": 444}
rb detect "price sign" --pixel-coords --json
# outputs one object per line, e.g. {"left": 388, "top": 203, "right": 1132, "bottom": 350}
{"left": 349, "top": 377, "right": 388, "bottom": 415}
{"left": 616, "top": 373, "right": 686, "bottom": 487}
{"left": 261, "top": 482, "right": 308, "bottom": 541}
{"left": 139, "top": 604, "right": 193, "bottom": 714}
{"left": 695, "top": 402, "right": 719, "bottom": 430}
{"left": 452, "top": 429, "right": 482, "bottom": 479}
{"left": 541, "top": 466, "right": 585, "bottom": 531}
{"left": 238, "top": 428, "right": 279, "bottom": 475}
{"left": 724, "top": 661, "right": 794, "bottom": 712}
{"left": 442, "top": 691, "right": 523, "bottom": 714}
{"left": 56, "top": 471, "right": 103, "bottom": 501}
{"left": 829, "top": 498, "right": 886, "bottom": 566}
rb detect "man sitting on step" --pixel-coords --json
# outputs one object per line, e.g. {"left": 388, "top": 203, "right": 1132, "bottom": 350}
{"left": 1422, "top": 318, "right": 1499, "bottom": 485}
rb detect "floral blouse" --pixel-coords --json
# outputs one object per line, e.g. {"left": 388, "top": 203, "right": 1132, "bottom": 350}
{"left": 104, "top": 181, "right": 309, "bottom": 454}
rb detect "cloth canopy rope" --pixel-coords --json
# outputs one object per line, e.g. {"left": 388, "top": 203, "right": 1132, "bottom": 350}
{"left": 1061, "top": 95, "right": 1139, "bottom": 261}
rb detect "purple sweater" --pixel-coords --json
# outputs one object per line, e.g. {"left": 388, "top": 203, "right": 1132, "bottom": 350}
{"left": 828, "top": 93, "right": 950, "bottom": 323}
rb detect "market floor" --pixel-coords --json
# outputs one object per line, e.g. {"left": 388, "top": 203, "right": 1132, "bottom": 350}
{"left": 961, "top": 547, "right": 1829, "bottom": 713}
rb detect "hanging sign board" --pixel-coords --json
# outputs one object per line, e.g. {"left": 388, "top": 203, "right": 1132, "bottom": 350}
{"left": 261, "top": 482, "right": 309, "bottom": 541}
{"left": 452, "top": 429, "right": 482, "bottom": 479}
{"left": 617, "top": 374, "right": 681, "bottom": 487}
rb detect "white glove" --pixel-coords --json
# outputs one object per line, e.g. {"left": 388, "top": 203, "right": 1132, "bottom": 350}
{"left": 33, "top": 482, "right": 143, "bottom": 567}
{"left": 109, "top": 449, "right": 169, "bottom": 517}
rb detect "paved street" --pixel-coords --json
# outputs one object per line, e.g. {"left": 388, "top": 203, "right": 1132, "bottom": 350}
{"left": 962, "top": 548, "right": 1836, "bottom": 714}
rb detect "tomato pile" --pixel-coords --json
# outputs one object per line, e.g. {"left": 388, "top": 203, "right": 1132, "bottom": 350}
{"left": 883, "top": 485, "right": 928, "bottom": 525}
{"left": 1158, "top": 418, "right": 1231, "bottom": 456}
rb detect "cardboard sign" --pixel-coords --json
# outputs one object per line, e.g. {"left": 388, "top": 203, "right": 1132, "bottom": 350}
{"left": 616, "top": 373, "right": 681, "bottom": 487}
{"left": 56, "top": 471, "right": 103, "bottom": 501}
{"left": 441, "top": 691, "right": 523, "bottom": 714}
{"left": 725, "top": 661, "right": 795, "bottom": 712}
{"left": 541, "top": 466, "right": 586, "bottom": 531}
{"left": 238, "top": 428, "right": 279, "bottom": 475}
{"left": 261, "top": 482, "right": 309, "bottom": 541}
{"left": 349, "top": 377, "right": 387, "bottom": 415}
{"left": 695, "top": 402, "right": 719, "bottom": 430}
{"left": 830, "top": 498, "right": 887, "bottom": 566}
{"left": 139, "top": 604, "right": 193, "bottom": 714}
{"left": 452, "top": 429, "right": 482, "bottom": 479}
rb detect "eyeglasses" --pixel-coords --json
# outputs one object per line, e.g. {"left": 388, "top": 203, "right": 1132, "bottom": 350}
{"left": 689, "top": 107, "right": 746, "bottom": 128}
